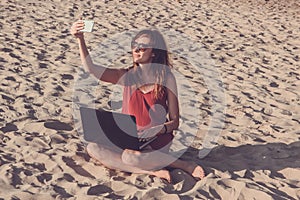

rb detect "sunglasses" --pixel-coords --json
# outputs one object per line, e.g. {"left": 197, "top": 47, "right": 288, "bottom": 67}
{"left": 131, "top": 41, "right": 152, "bottom": 52}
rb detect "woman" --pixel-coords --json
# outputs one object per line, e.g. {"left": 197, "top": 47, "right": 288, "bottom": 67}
{"left": 70, "top": 20, "right": 205, "bottom": 182}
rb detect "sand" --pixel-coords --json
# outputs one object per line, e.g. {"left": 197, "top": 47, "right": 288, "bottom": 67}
{"left": 0, "top": 0, "right": 299, "bottom": 199}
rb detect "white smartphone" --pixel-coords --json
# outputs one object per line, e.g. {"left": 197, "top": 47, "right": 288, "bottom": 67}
{"left": 80, "top": 20, "right": 94, "bottom": 32}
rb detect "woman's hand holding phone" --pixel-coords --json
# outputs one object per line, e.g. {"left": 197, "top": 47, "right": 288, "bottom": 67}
{"left": 70, "top": 19, "right": 94, "bottom": 39}
{"left": 70, "top": 20, "right": 85, "bottom": 39}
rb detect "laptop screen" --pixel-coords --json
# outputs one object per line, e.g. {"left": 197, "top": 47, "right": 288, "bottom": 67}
{"left": 80, "top": 107, "right": 141, "bottom": 150}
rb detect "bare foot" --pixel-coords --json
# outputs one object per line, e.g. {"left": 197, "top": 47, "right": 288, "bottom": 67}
{"left": 186, "top": 163, "right": 205, "bottom": 180}
{"left": 152, "top": 169, "right": 171, "bottom": 183}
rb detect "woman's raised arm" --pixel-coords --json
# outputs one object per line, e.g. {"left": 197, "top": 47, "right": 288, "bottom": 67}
{"left": 70, "top": 20, "right": 127, "bottom": 84}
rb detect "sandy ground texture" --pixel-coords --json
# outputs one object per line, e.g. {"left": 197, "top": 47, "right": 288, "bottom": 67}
{"left": 0, "top": 0, "right": 300, "bottom": 199}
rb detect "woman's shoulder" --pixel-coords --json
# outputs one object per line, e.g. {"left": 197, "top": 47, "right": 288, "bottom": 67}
{"left": 165, "top": 70, "right": 176, "bottom": 83}
{"left": 165, "top": 70, "right": 177, "bottom": 94}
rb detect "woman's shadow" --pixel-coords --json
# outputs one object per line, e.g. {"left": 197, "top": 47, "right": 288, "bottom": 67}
{"left": 163, "top": 140, "right": 300, "bottom": 196}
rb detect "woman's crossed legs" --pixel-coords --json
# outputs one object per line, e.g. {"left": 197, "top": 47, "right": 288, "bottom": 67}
{"left": 86, "top": 143, "right": 205, "bottom": 183}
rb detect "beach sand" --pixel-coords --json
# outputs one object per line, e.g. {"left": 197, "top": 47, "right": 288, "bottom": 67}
{"left": 0, "top": 0, "right": 299, "bottom": 199}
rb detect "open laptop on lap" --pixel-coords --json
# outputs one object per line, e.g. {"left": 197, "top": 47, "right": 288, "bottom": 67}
{"left": 79, "top": 107, "right": 157, "bottom": 151}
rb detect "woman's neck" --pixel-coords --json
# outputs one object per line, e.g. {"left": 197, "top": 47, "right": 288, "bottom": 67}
{"left": 138, "top": 62, "right": 151, "bottom": 71}
{"left": 138, "top": 62, "right": 151, "bottom": 74}
{"left": 136, "top": 63, "right": 155, "bottom": 84}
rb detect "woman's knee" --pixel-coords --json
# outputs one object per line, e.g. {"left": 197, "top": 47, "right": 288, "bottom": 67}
{"left": 121, "top": 149, "right": 143, "bottom": 167}
{"left": 86, "top": 143, "right": 106, "bottom": 159}
{"left": 86, "top": 143, "right": 96, "bottom": 155}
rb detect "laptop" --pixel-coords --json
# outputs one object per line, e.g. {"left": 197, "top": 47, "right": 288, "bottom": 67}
{"left": 79, "top": 107, "right": 157, "bottom": 151}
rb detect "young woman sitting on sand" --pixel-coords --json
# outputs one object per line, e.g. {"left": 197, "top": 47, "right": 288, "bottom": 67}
{"left": 70, "top": 20, "right": 205, "bottom": 182}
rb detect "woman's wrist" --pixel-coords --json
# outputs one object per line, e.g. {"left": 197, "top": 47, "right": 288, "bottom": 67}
{"left": 158, "top": 124, "right": 167, "bottom": 135}
{"left": 157, "top": 124, "right": 171, "bottom": 135}
{"left": 77, "top": 36, "right": 85, "bottom": 42}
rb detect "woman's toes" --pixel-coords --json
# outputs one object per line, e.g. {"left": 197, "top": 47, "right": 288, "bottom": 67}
{"left": 185, "top": 163, "right": 205, "bottom": 180}
{"left": 153, "top": 170, "right": 171, "bottom": 183}
{"left": 192, "top": 165, "right": 205, "bottom": 180}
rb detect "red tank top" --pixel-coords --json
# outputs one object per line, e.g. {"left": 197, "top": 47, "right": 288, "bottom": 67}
{"left": 121, "top": 68, "right": 174, "bottom": 150}
{"left": 122, "top": 85, "right": 168, "bottom": 131}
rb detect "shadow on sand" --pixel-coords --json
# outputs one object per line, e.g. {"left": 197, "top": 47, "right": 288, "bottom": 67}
{"left": 162, "top": 141, "right": 300, "bottom": 199}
